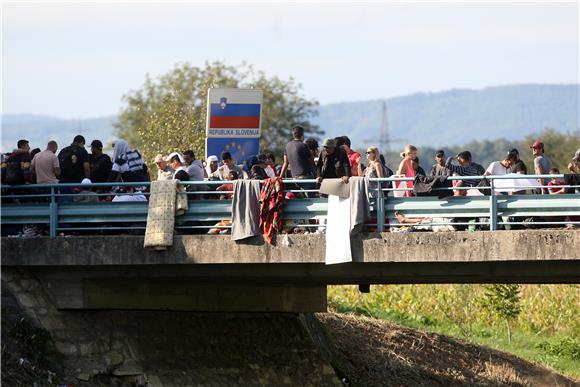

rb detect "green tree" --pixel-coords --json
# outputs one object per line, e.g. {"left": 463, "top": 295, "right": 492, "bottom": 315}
{"left": 115, "top": 61, "right": 322, "bottom": 170}
{"left": 478, "top": 284, "right": 522, "bottom": 343}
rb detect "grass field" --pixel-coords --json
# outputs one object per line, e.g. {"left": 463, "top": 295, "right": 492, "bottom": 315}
{"left": 328, "top": 284, "right": 580, "bottom": 379}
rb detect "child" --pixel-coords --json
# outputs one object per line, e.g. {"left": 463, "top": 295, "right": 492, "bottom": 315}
{"left": 547, "top": 167, "right": 566, "bottom": 194}
{"left": 216, "top": 171, "right": 238, "bottom": 200}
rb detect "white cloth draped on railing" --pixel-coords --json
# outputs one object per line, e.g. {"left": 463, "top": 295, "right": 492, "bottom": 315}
{"left": 324, "top": 177, "right": 370, "bottom": 265}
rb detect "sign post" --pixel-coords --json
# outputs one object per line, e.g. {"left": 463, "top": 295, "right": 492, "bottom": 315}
{"left": 205, "top": 88, "right": 263, "bottom": 166}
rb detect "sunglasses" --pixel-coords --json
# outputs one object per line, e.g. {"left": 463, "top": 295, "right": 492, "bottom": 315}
{"left": 366, "top": 151, "right": 373, "bottom": 154}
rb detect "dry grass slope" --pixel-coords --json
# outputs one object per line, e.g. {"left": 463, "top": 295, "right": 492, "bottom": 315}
{"left": 318, "top": 312, "right": 579, "bottom": 387}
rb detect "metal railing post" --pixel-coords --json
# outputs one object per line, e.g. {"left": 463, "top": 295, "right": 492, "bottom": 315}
{"left": 489, "top": 178, "right": 497, "bottom": 231}
{"left": 376, "top": 182, "right": 384, "bottom": 232}
{"left": 49, "top": 186, "right": 58, "bottom": 238}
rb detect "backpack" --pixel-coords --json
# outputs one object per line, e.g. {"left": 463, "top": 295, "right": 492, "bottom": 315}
{"left": 58, "top": 145, "right": 82, "bottom": 177}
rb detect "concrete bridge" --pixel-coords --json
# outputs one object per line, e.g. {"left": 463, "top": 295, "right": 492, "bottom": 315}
{"left": 2, "top": 230, "right": 579, "bottom": 313}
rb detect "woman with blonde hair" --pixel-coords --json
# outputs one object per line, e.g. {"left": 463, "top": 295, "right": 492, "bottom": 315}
{"left": 395, "top": 144, "right": 418, "bottom": 197}
{"left": 359, "top": 146, "right": 387, "bottom": 198}
{"left": 396, "top": 144, "right": 418, "bottom": 175}
{"left": 359, "top": 146, "right": 384, "bottom": 178}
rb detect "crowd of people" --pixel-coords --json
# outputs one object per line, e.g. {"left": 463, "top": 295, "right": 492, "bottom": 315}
{"left": 2, "top": 128, "right": 580, "bottom": 194}
{"left": 1, "top": 127, "right": 579, "bottom": 234}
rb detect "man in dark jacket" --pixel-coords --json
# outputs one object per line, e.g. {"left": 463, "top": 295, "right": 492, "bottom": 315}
{"left": 58, "top": 135, "right": 90, "bottom": 183}
{"left": 2, "top": 139, "right": 32, "bottom": 185}
{"left": 89, "top": 140, "right": 112, "bottom": 183}
{"left": 316, "top": 138, "right": 352, "bottom": 184}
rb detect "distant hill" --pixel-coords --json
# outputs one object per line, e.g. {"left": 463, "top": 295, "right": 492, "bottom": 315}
{"left": 313, "top": 84, "right": 579, "bottom": 149}
{"left": 1, "top": 114, "right": 117, "bottom": 152}
{"left": 2, "top": 84, "right": 578, "bottom": 153}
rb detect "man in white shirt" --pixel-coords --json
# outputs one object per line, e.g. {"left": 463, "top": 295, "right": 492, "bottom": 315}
{"left": 485, "top": 152, "right": 517, "bottom": 176}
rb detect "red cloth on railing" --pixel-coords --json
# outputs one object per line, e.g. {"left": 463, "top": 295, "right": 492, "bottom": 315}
{"left": 259, "top": 177, "right": 286, "bottom": 244}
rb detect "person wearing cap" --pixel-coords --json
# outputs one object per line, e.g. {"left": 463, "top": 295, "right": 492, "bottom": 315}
{"left": 315, "top": 138, "right": 352, "bottom": 184}
{"left": 568, "top": 149, "right": 580, "bottom": 174}
{"left": 530, "top": 140, "right": 552, "bottom": 194}
{"left": 154, "top": 154, "right": 174, "bottom": 181}
{"left": 73, "top": 178, "right": 98, "bottom": 203}
{"left": 430, "top": 150, "right": 450, "bottom": 177}
{"left": 89, "top": 139, "right": 112, "bottom": 184}
{"left": 205, "top": 155, "right": 219, "bottom": 178}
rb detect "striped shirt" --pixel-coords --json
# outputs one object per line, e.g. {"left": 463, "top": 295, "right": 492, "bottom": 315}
{"left": 445, "top": 157, "right": 481, "bottom": 187}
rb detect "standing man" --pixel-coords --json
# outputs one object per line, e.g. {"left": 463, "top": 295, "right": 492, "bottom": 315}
{"left": 89, "top": 140, "right": 112, "bottom": 183}
{"left": 58, "top": 135, "right": 90, "bottom": 183}
{"left": 31, "top": 141, "right": 60, "bottom": 184}
{"left": 509, "top": 148, "right": 528, "bottom": 174}
{"left": 340, "top": 136, "right": 361, "bottom": 176}
{"left": 305, "top": 138, "right": 320, "bottom": 160}
{"left": 2, "top": 139, "right": 32, "bottom": 185}
{"left": 430, "top": 150, "right": 450, "bottom": 176}
{"left": 279, "top": 125, "right": 315, "bottom": 179}
{"left": 530, "top": 140, "right": 552, "bottom": 194}
{"left": 485, "top": 152, "right": 517, "bottom": 176}
{"left": 183, "top": 150, "right": 205, "bottom": 181}
{"left": 316, "top": 138, "right": 352, "bottom": 184}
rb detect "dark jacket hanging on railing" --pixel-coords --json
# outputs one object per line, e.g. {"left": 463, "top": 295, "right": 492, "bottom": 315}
{"left": 413, "top": 176, "right": 453, "bottom": 198}
{"left": 564, "top": 174, "right": 580, "bottom": 194}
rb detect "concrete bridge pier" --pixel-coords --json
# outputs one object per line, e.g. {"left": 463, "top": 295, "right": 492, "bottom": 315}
{"left": 1, "top": 267, "right": 339, "bottom": 385}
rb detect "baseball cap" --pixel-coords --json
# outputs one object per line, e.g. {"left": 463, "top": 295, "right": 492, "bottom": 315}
{"left": 207, "top": 155, "right": 219, "bottom": 162}
{"left": 435, "top": 150, "right": 445, "bottom": 157}
{"left": 322, "top": 138, "right": 336, "bottom": 148}
{"left": 90, "top": 140, "right": 103, "bottom": 148}
{"left": 81, "top": 178, "right": 92, "bottom": 185}
{"left": 530, "top": 140, "right": 544, "bottom": 149}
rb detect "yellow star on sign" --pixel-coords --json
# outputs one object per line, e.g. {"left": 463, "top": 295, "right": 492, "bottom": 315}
{"left": 225, "top": 145, "right": 230, "bottom": 150}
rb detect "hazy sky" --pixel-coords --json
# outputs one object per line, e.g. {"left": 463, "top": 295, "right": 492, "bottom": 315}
{"left": 2, "top": 1, "right": 579, "bottom": 119}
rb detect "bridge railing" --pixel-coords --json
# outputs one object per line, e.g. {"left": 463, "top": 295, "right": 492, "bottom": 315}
{"left": 1, "top": 174, "right": 578, "bottom": 237}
